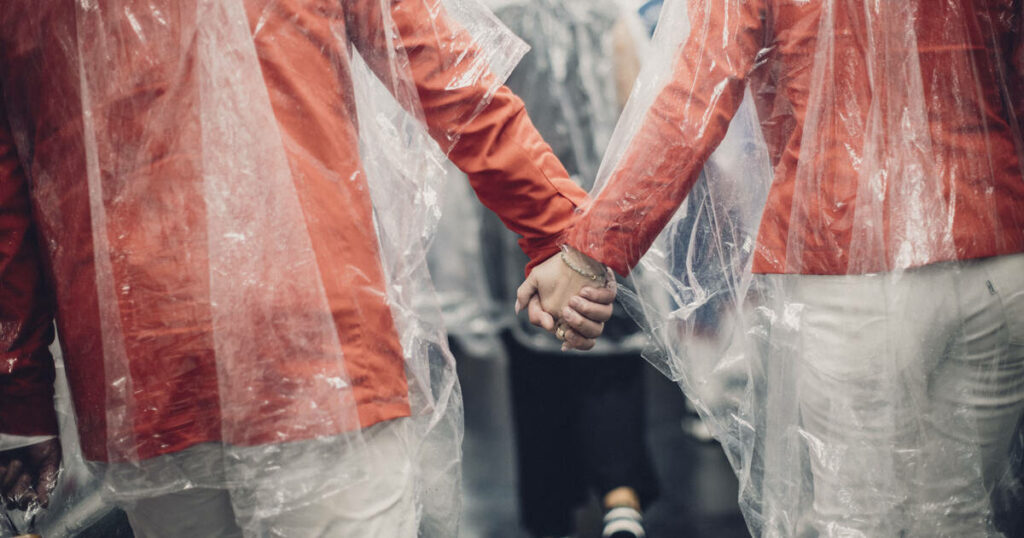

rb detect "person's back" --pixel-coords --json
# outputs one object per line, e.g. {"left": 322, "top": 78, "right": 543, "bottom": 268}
{"left": 528, "top": 1, "right": 1024, "bottom": 536}
{"left": 0, "top": 0, "right": 591, "bottom": 457}
{"left": 0, "top": 1, "right": 614, "bottom": 534}
{"left": 568, "top": 0, "right": 1024, "bottom": 276}
{"left": 1, "top": 0, "right": 443, "bottom": 464}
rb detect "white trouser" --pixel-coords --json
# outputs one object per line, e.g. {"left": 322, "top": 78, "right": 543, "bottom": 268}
{"left": 123, "top": 419, "right": 416, "bottom": 538}
{"left": 768, "top": 253, "right": 1024, "bottom": 537}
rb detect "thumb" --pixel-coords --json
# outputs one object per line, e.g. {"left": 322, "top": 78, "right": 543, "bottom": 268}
{"left": 30, "top": 439, "right": 61, "bottom": 509}
{"left": 35, "top": 459, "right": 59, "bottom": 508}
{"left": 515, "top": 275, "right": 539, "bottom": 315}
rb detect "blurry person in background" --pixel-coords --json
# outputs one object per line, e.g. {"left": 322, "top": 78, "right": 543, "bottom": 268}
{"left": 482, "top": 1, "right": 659, "bottom": 537}
{"left": 0, "top": 1, "right": 615, "bottom": 536}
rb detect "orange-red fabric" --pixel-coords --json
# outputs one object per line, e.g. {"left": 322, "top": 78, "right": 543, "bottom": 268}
{"left": 0, "top": 0, "right": 585, "bottom": 461}
{"left": 565, "top": 0, "right": 1024, "bottom": 276}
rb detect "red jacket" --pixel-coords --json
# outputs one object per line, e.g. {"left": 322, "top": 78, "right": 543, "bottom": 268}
{"left": 566, "top": 0, "right": 1024, "bottom": 276}
{"left": 0, "top": 0, "right": 586, "bottom": 461}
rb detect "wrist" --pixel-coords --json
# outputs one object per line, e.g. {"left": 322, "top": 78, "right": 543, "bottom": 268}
{"left": 560, "top": 245, "right": 608, "bottom": 285}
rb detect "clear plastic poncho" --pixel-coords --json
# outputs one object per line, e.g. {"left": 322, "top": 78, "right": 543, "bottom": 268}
{"left": 566, "top": 1, "right": 1024, "bottom": 536}
{"left": 0, "top": 0, "right": 525, "bottom": 534}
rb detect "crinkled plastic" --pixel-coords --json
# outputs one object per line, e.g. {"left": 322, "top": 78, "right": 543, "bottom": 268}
{"left": 0, "top": 0, "right": 525, "bottom": 532}
{"left": 426, "top": 161, "right": 504, "bottom": 348}
{"left": 488, "top": 0, "right": 623, "bottom": 189}
{"left": 5, "top": 343, "right": 117, "bottom": 538}
{"left": 566, "top": 1, "right": 1024, "bottom": 536}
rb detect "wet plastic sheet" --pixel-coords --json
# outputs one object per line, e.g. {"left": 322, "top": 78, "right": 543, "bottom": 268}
{"left": 0, "top": 0, "right": 524, "bottom": 533}
{"left": 426, "top": 162, "right": 505, "bottom": 349}
{"left": 565, "top": 1, "right": 1024, "bottom": 536}
{"left": 344, "top": 3, "right": 527, "bottom": 533}
{"left": 69, "top": 4, "right": 372, "bottom": 516}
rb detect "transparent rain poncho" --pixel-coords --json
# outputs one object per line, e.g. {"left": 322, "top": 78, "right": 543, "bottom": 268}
{"left": 0, "top": 0, "right": 526, "bottom": 533}
{"left": 564, "top": 1, "right": 1024, "bottom": 536}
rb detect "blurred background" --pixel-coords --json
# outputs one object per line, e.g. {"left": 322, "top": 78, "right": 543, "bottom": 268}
{"left": 456, "top": 340, "right": 749, "bottom": 538}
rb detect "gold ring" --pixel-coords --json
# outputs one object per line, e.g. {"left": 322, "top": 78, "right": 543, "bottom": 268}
{"left": 555, "top": 326, "right": 566, "bottom": 341}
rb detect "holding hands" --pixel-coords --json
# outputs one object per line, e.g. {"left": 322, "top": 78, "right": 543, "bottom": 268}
{"left": 516, "top": 246, "right": 617, "bottom": 351}
{"left": 0, "top": 438, "right": 60, "bottom": 511}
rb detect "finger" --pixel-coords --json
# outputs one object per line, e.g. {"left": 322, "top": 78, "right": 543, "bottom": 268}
{"left": 2, "top": 459, "right": 23, "bottom": 492}
{"left": 36, "top": 461, "right": 59, "bottom": 508}
{"left": 568, "top": 295, "right": 614, "bottom": 324}
{"left": 579, "top": 283, "right": 617, "bottom": 306}
{"left": 561, "top": 327, "right": 596, "bottom": 351}
{"left": 527, "top": 295, "right": 555, "bottom": 331}
{"left": 515, "top": 276, "right": 539, "bottom": 316}
{"left": 561, "top": 306, "right": 605, "bottom": 339}
{"left": 11, "top": 473, "right": 35, "bottom": 510}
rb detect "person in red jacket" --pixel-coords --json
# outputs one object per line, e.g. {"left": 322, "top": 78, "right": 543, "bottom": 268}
{"left": 520, "top": 0, "right": 1024, "bottom": 535}
{"left": 0, "top": 0, "right": 613, "bottom": 535}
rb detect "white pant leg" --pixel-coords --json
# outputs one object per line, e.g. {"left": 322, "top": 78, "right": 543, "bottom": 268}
{"left": 782, "top": 254, "right": 1024, "bottom": 537}
{"left": 125, "top": 487, "right": 244, "bottom": 538}
{"left": 118, "top": 442, "right": 241, "bottom": 538}
{"left": 786, "top": 271, "right": 931, "bottom": 537}
{"left": 241, "top": 418, "right": 417, "bottom": 538}
{"left": 918, "top": 254, "right": 1024, "bottom": 536}
{"left": 123, "top": 418, "right": 417, "bottom": 538}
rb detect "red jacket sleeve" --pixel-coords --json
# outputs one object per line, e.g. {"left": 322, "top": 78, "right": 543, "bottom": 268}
{"left": 563, "top": 0, "right": 766, "bottom": 276}
{"left": 346, "top": 1, "right": 588, "bottom": 271}
{"left": 0, "top": 98, "right": 58, "bottom": 437}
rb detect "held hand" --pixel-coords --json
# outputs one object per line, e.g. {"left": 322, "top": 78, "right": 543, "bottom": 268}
{"left": 554, "top": 282, "right": 617, "bottom": 350}
{"left": 517, "top": 252, "right": 596, "bottom": 326}
{"left": 0, "top": 438, "right": 61, "bottom": 511}
{"left": 516, "top": 248, "right": 617, "bottom": 350}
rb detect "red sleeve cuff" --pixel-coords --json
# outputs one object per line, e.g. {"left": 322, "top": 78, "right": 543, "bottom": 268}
{"left": 521, "top": 240, "right": 561, "bottom": 276}
{"left": 564, "top": 224, "right": 634, "bottom": 277}
{"left": 0, "top": 346, "right": 58, "bottom": 437}
{"left": 0, "top": 386, "right": 58, "bottom": 437}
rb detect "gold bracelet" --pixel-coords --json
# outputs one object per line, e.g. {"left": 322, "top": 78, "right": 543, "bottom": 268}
{"left": 560, "top": 250, "right": 605, "bottom": 282}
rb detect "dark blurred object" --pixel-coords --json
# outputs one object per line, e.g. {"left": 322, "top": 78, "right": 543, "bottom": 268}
{"left": 504, "top": 334, "right": 659, "bottom": 536}
{"left": 457, "top": 339, "right": 751, "bottom": 538}
{"left": 993, "top": 413, "right": 1024, "bottom": 538}
{"left": 76, "top": 508, "right": 134, "bottom": 538}
{"left": 0, "top": 440, "right": 61, "bottom": 511}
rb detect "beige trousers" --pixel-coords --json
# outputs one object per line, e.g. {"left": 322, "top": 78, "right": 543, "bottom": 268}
{"left": 123, "top": 419, "right": 416, "bottom": 538}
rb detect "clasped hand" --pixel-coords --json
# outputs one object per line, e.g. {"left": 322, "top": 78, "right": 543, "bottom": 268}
{"left": 0, "top": 438, "right": 60, "bottom": 511}
{"left": 516, "top": 247, "right": 616, "bottom": 351}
